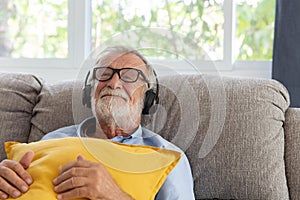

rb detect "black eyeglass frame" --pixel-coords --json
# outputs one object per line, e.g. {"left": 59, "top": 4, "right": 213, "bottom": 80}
{"left": 92, "top": 66, "right": 150, "bottom": 88}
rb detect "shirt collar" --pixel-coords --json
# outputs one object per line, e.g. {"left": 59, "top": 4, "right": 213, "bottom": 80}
{"left": 130, "top": 124, "right": 142, "bottom": 138}
{"left": 77, "top": 117, "right": 142, "bottom": 139}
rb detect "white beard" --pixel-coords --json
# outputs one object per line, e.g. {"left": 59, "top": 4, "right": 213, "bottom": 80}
{"left": 92, "top": 87, "right": 144, "bottom": 131}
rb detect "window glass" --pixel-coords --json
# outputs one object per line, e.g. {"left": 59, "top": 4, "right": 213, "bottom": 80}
{"left": 92, "top": 0, "right": 224, "bottom": 60}
{"left": 0, "top": 0, "right": 68, "bottom": 58}
{"left": 236, "top": 0, "right": 275, "bottom": 60}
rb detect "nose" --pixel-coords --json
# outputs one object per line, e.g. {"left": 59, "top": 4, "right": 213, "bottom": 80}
{"left": 106, "top": 72, "right": 122, "bottom": 89}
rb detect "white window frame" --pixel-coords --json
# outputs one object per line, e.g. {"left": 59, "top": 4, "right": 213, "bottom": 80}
{"left": 0, "top": 0, "right": 272, "bottom": 82}
{"left": 0, "top": 0, "right": 90, "bottom": 69}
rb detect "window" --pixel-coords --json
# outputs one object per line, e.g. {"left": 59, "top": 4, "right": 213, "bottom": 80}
{"left": 1, "top": 0, "right": 68, "bottom": 58}
{"left": 91, "top": 0, "right": 223, "bottom": 61}
{"left": 0, "top": 0, "right": 275, "bottom": 81}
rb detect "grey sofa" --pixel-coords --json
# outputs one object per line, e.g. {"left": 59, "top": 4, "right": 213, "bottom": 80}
{"left": 0, "top": 72, "right": 299, "bottom": 200}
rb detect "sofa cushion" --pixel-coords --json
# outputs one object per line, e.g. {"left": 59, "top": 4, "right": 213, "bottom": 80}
{"left": 142, "top": 75, "right": 290, "bottom": 199}
{"left": 0, "top": 73, "right": 42, "bottom": 160}
{"left": 284, "top": 107, "right": 300, "bottom": 200}
{"left": 29, "top": 81, "right": 91, "bottom": 142}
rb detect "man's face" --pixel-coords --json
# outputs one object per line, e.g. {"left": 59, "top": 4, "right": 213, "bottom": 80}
{"left": 91, "top": 53, "right": 149, "bottom": 136}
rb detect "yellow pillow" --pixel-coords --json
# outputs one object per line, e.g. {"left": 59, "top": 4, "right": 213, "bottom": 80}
{"left": 5, "top": 137, "right": 181, "bottom": 200}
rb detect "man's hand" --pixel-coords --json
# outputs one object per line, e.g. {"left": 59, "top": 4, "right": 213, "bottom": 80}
{"left": 0, "top": 151, "right": 34, "bottom": 199}
{"left": 53, "top": 155, "right": 133, "bottom": 200}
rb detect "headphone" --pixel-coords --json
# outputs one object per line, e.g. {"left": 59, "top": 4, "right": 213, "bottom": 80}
{"left": 82, "top": 66, "right": 159, "bottom": 115}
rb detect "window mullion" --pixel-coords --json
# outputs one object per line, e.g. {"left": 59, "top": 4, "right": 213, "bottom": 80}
{"left": 223, "top": 0, "right": 236, "bottom": 68}
{"left": 68, "top": 0, "right": 91, "bottom": 69}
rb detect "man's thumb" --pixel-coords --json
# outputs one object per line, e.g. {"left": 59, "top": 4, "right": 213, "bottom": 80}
{"left": 19, "top": 150, "right": 34, "bottom": 169}
{"left": 77, "top": 154, "right": 85, "bottom": 161}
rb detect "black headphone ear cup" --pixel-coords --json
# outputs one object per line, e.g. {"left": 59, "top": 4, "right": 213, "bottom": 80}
{"left": 142, "top": 89, "right": 156, "bottom": 115}
{"left": 82, "top": 84, "right": 92, "bottom": 108}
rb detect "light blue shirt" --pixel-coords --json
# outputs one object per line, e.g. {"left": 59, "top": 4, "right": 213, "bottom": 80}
{"left": 42, "top": 117, "right": 195, "bottom": 200}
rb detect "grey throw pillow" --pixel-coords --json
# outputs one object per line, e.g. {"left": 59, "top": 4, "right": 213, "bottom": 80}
{"left": 0, "top": 73, "right": 42, "bottom": 160}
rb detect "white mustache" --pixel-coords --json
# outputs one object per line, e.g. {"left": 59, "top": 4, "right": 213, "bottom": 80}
{"left": 99, "top": 87, "right": 129, "bottom": 101}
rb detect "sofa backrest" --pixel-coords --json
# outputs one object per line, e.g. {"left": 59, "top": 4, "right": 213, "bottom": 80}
{"left": 146, "top": 74, "right": 290, "bottom": 199}
{"left": 0, "top": 73, "right": 291, "bottom": 199}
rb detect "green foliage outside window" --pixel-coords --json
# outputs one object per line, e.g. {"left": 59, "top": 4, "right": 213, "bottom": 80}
{"left": 0, "top": 0, "right": 275, "bottom": 61}
{"left": 92, "top": 0, "right": 223, "bottom": 60}
{"left": 236, "top": 0, "right": 275, "bottom": 60}
{"left": 0, "top": 0, "right": 67, "bottom": 58}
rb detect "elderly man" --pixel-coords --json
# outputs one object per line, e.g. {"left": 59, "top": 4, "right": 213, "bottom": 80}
{"left": 0, "top": 46, "right": 194, "bottom": 200}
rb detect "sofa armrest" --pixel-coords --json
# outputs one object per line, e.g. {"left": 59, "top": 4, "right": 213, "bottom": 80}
{"left": 284, "top": 107, "right": 300, "bottom": 200}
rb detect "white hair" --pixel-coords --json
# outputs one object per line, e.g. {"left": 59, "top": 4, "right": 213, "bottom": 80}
{"left": 94, "top": 45, "right": 156, "bottom": 91}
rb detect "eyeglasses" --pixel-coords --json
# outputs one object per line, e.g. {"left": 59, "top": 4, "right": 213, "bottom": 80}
{"left": 93, "top": 67, "right": 150, "bottom": 88}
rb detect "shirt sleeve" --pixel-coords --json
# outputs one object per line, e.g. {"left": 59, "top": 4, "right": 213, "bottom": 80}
{"left": 41, "top": 125, "right": 78, "bottom": 140}
{"left": 155, "top": 153, "right": 195, "bottom": 200}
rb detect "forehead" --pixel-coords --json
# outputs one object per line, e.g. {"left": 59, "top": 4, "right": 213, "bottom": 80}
{"left": 99, "top": 53, "right": 147, "bottom": 71}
